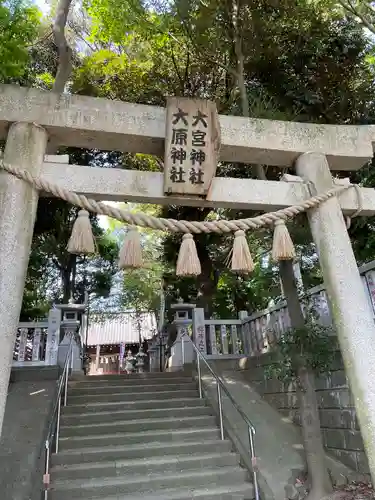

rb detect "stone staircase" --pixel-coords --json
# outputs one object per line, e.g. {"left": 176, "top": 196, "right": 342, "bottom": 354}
{"left": 49, "top": 371, "right": 255, "bottom": 499}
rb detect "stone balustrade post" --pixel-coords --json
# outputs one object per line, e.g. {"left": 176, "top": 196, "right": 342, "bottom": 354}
{"left": 192, "top": 307, "right": 207, "bottom": 354}
{"left": 238, "top": 311, "right": 249, "bottom": 355}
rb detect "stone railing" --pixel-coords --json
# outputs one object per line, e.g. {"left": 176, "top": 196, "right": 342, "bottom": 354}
{"left": 241, "top": 260, "right": 375, "bottom": 358}
{"left": 204, "top": 319, "right": 243, "bottom": 356}
{"left": 13, "top": 322, "right": 49, "bottom": 365}
{"left": 13, "top": 307, "right": 85, "bottom": 368}
{"left": 147, "top": 260, "right": 375, "bottom": 369}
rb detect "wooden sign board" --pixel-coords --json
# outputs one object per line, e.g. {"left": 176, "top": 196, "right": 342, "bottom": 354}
{"left": 164, "top": 97, "right": 220, "bottom": 196}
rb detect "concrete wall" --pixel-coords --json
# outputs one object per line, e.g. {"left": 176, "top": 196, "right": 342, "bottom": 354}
{"left": 0, "top": 367, "right": 59, "bottom": 500}
{"left": 239, "top": 352, "right": 369, "bottom": 477}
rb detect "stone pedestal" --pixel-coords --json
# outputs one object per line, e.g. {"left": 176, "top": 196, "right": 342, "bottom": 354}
{"left": 57, "top": 321, "right": 82, "bottom": 373}
{"left": 0, "top": 122, "right": 47, "bottom": 437}
{"left": 168, "top": 328, "right": 195, "bottom": 370}
{"left": 148, "top": 338, "right": 158, "bottom": 372}
{"left": 296, "top": 152, "right": 375, "bottom": 482}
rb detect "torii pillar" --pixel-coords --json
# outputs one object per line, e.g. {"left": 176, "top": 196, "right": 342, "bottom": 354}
{"left": 0, "top": 122, "right": 47, "bottom": 436}
{"left": 296, "top": 152, "right": 375, "bottom": 483}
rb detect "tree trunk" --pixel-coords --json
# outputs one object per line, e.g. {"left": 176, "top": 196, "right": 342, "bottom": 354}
{"left": 235, "top": 28, "right": 267, "bottom": 181}
{"left": 279, "top": 261, "right": 332, "bottom": 498}
{"left": 195, "top": 240, "right": 218, "bottom": 317}
{"left": 52, "top": 0, "right": 73, "bottom": 94}
{"left": 62, "top": 267, "right": 71, "bottom": 303}
{"left": 196, "top": 272, "right": 216, "bottom": 317}
{"left": 297, "top": 365, "right": 333, "bottom": 498}
{"left": 62, "top": 254, "right": 75, "bottom": 303}
{"left": 71, "top": 254, "right": 77, "bottom": 300}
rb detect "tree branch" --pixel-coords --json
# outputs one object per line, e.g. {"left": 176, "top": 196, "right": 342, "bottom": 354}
{"left": 339, "top": 0, "right": 375, "bottom": 34}
{"left": 52, "top": 0, "right": 73, "bottom": 93}
{"left": 68, "top": 18, "right": 95, "bottom": 53}
{"left": 52, "top": 257, "right": 63, "bottom": 271}
{"left": 180, "top": 21, "right": 238, "bottom": 79}
{"left": 26, "top": 29, "right": 53, "bottom": 49}
{"left": 170, "top": 47, "right": 185, "bottom": 94}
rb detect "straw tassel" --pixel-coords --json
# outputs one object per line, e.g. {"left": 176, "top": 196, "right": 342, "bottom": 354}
{"left": 271, "top": 220, "right": 296, "bottom": 261}
{"left": 118, "top": 226, "right": 143, "bottom": 269}
{"left": 231, "top": 230, "right": 255, "bottom": 274}
{"left": 67, "top": 210, "right": 96, "bottom": 255}
{"left": 176, "top": 233, "right": 201, "bottom": 276}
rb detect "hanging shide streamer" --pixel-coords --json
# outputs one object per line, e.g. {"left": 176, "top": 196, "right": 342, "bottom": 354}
{"left": 231, "top": 230, "right": 255, "bottom": 273}
{"left": 67, "top": 210, "right": 95, "bottom": 255}
{"left": 176, "top": 233, "right": 201, "bottom": 276}
{"left": 118, "top": 226, "right": 143, "bottom": 269}
{"left": 271, "top": 219, "right": 296, "bottom": 261}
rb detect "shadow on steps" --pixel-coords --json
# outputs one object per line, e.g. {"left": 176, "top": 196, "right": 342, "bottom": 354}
{"left": 0, "top": 367, "right": 59, "bottom": 500}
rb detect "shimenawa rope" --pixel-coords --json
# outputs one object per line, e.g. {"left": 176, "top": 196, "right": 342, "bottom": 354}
{"left": 0, "top": 160, "right": 353, "bottom": 234}
{"left": 0, "top": 160, "right": 361, "bottom": 275}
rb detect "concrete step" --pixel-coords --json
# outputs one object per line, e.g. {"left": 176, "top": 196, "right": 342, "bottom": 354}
{"left": 68, "top": 382, "right": 197, "bottom": 396}
{"left": 61, "top": 405, "right": 212, "bottom": 425}
{"left": 67, "top": 389, "right": 198, "bottom": 403}
{"left": 69, "top": 376, "right": 193, "bottom": 389}
{"left": 51, "top": 451, "right": 239, "bottom": 481}
{"left": 60, "top": 415, "right": 216, "bottom": 438}
{"left": 89, "top": 483, "right": 255, "bottom": 500}
{"left": 58, "top": 427, "right": 220, "bottom": 451}
{"left": 50, "top": 466, "right": 248, "bottom": 499}
{"left": 52, "top": 439, "right": 233, "bottom": 467}
{"left": 78, "top": 372, "right": 190, "bottom": 383}
{"left": 63, "top": 396, "right": 203, "bottom": 414}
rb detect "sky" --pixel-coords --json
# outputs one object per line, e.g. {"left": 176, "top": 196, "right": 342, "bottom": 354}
{"left": 33, "top": 0, "right": 49, "bottom": 13}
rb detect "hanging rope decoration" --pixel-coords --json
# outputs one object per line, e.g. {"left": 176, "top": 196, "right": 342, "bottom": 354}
{"left": 176, "top": 234, "right": 201, "bottom": 276}
{"left": 67, "top": 210, "right": 96, "bottom": 255}
{"left": 231, "top": 230, "right": 255, "bottom": 274}
{"left": 0, "top": 160, "right": 358, "bottom": 277}
{"left": 118, "top": 226, "right": 143, "bottom": 269}
{"left": 271, "top": 220, "right": 296, "bottom": 262}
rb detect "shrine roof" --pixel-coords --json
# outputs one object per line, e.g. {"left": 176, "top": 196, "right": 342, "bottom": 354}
{"left": 87, "top": 312, "right": 157, "bottom": 346}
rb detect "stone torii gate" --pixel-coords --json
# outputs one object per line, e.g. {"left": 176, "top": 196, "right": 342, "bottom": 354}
{"left": 1, "top": 84, "right": 375, "bottom": 480}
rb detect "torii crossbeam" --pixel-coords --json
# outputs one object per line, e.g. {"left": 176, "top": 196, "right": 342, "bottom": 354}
{"left": 1, "top": 84, "right": 375, "bottom": 483}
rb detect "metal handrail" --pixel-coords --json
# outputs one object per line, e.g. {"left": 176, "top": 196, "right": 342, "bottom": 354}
{"left": 181, "top": 333, "right": 260, "bottom": 500}
{"left": 42, "top": 335, "right": 74, "bottom": 499}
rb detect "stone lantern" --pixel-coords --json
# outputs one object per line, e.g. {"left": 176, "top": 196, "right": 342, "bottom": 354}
{"left": 124, "top": 350, "right": 136, "bottom": 374}
{"left": 135, "top": 345, "right": 147, "bottom": 373}
{"left": 168, "top": 300, "right": 195, "bottom": 370}
{"left": 55, "top": 301, "right": 86, "bottom": 373}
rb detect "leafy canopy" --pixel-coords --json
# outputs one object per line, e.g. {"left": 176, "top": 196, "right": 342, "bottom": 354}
{"left": 0, "top": 0, "right": 41, "bottom": 81}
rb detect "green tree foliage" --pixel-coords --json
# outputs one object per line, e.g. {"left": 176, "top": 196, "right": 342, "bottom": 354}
{"left": 22, "top": 199, "right": 119, "bottom": 318}
{"left": 98, "top": 204, "right": 166, "bottom": 316}
{"left": 13, "top": 0, "right": 375, "bottom": 324}
{"left": 21, "top": 151, "right": 120, "bottom": 318}
{"left": 264, "top": 322, "right": 336, "bottom": 383}
{"left": 0, "top": 0, "right": 41, "bottom": 81}
{"left": 332, "top": 0, "right": 375, "bottom": 35}
{"left": 63, "top": 0, "right": 375, "bottom": 318}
